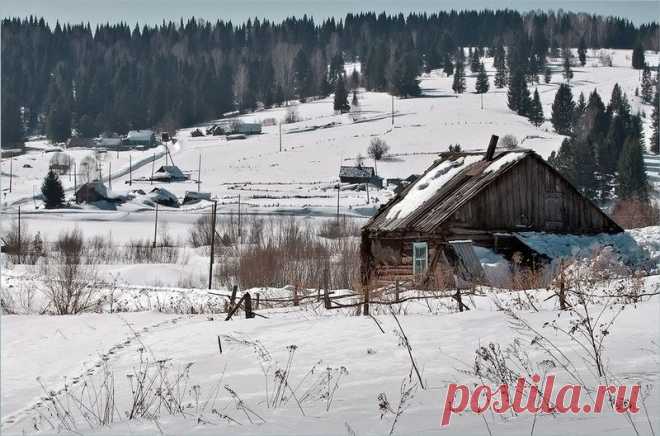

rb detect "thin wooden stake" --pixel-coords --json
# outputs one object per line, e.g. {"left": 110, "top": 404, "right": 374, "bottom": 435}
{"left": 208, "top": 200, "right": 217, "bottom": 289}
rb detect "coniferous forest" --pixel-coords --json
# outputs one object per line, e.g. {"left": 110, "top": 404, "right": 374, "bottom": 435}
{"left": 2, "top": 10, "right": 659, "bottom": 147}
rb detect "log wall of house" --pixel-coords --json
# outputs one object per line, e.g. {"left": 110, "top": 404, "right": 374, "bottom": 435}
{"left": 447, "top": 156, "right": 619, "bottom": 235}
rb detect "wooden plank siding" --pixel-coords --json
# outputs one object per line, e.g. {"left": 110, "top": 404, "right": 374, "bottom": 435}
{"left": 447, "top": 157, "right": 618, "bottom": 234}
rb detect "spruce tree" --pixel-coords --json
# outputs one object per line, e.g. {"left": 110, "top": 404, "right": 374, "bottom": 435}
{"left": 507, "top": 69, "right": 527, "bottom": 114}
{"left": 528, "top": 88, "right": 544, "bottom": 127}
{"left": 548, "top": 138, "right": 577, "bottom": 184}
{"left": 641, "top": 65, "right": 653, "bottom": 103}
{"left": 443, "top": 53, "right": 454, "bottom": 77}
{"left": 475, "top": 63, "right": 489, "bottom": 94}
{"left": 551, "top": 83, "right": 575, "bottom": 135}
{"left": 616, "top": 136, "right": 648, "bottom": 200}
{"left": 632, "top": 41, "right": 645, "bottom": 70}
{"left": 651, "top": 92, "right": 660, "bottom": 154}
{"left": 469, "top": 50, "right": 480, "bottom": 73}
{"left": 452, "top": 53, "right": 466, "bottom": 94}
{"left": 608, "top": 83, "right": 625, "bottom": 114}
{"left": 493, "top": 42, "right": 507, "bottom": 88}
{"left": 578, "top": 37, "right": 587, "bottom": 66}
{"left": 333, "top": 75, "right": 350, "bottom": 113}
{"left": 41, "top": 169, "right": 65, "bottom": 209}
{"left": 562, "top": 50, "right": 573, "bottom": 82}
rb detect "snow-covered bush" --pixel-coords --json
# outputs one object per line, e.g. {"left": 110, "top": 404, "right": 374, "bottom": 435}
{"left": 367, "top": 137, "right": 390, "bottom": 161}
{"left": 41, "top": 228, "right": 102, "bottom": 314}
{"left": 500, "top": 134, "right": 518, "bottom": 149}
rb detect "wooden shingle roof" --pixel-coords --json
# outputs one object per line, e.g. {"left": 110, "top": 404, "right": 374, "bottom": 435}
{"left": 364, "top": 149, "right": 622, "bottom": 234}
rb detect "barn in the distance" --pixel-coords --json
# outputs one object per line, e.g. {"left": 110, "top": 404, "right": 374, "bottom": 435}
{"left": 360, "top": 135, "right": 623, "bottom": 288}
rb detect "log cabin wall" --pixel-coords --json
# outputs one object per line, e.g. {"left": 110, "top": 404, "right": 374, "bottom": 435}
{"left": 446, "top": 156, "right": 620, "bottom": 235}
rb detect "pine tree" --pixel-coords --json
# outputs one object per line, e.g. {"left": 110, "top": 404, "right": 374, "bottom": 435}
{"left": 562, "top": 49, "right": 573, "bottom": 82}
{"left": 475, "top": 63, "right": 489, "bottom": 94}
{"left": 632, "top": 41, "right": 645, "bottom": 70}
{"left": 493, "top": 42, "right": 507, "bottom": 88}
{"left": 578, "top": 37, "right": 587, "bottom": 66}
{"left": 548, "top": 138, "right": 577, "bottom": 184}
{"left": 528, "top": 88, "right": 544, "bottom": 127}
{"left": 651, "top": 92, "right": 660, "bottom": 154}
{"left": 293, "top": 49, "right": 313, "bottom": 101}
{"left": 641, "top": 65, "right": 653, "bottom": 103}
{"left": 576, "top": 92, "right": 587, "bottom": 116}
{"left": 352, "top": 90, "right": 359, "bottom": 107}
{"left": 41, "top": 169, "right": 65, "bottom": 209}
{"left": 443, "top": 53, "right": 454, "bottom": 77}
{"left": 616, "top": 136, "right": 648, "bottom": 200}
{"left": 452, "top": 52, "right": 466, "bottom": 94}
{"left": 507, "top": 69, "right": 526, "bottom": 113}
{"left": 333, "top": 75, "right": 350, "bottom": 113}
{"left": 469, "top": 50, "right": 480, "bottom": 73}
{"left": 574, "top": 138, "right": 599, "bottom": 200}
{"left": 608, "top": 83, "right": 625, "bottom": 114}
{"left": 551, "top": 83, "right": 575, "bottom": 135}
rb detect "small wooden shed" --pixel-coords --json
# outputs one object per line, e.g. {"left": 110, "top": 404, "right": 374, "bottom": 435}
{"left": 360, "top": 136, "right": 623, "bottom": 288}
{"left": 339, "top": 165, "right": 383, "bottom": 188}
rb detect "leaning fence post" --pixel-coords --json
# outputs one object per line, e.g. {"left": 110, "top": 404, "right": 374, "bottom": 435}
{"left": 230, "top": 284, "right": 238, "bottom": 309}
{"left": 395, "top": 280, "right": 400, "bottom": 302}
{"left": 244, "top": 292, "right": 254, "bottom": 319}
{"left": 255, "top": 292, "right": 260, "bottom": 310}
{"left": 293, "top": 287, "right": 300, "bottom": 306}
{"left": 363, "top": 287, "right": 370, "bottom": 316}
{"left": 324, "top": 288, "right": 331, "bottom": 309}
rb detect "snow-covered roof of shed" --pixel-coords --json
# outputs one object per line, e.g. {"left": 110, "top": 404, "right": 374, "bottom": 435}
{"left": 340, "top": 166, "right": 376, "bottom": 179}
{"left": 364, "top": 149, "right": 533, "bottom": 233}
{"left": 155, "top": 165, "right": 185, "bottom": 178}
{"left": 126, "top": 129, "right": 154, "bottom": 140}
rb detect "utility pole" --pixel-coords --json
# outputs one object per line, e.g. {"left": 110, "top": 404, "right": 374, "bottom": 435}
{"left": 152, "top": 203, "right": 159, "bottom": 248}
{"left": 238, "top": 194, "right": 243, "bottom": 244}
{"left": 391, "top": 94, "right": 394, "bottom": 126}
{"left": 73, "top": 161, "right": 77, "bottom": 193}
{"left": 165, "top": 143, "right": 169, "bottom": 166}
{"left": 9, "top": 158, "right": 13, "bottom": 193}
{"left": 17, "top": 206, "right": 21, "bottom": 262}
{"left": 151, "top": 153, "right": 155, "bottom": 185}
{"left": 197, "top": 154, "right": 201, "bottom": 192}
{"left": 108, "top": 161, "right": 112, "bottom": 190}
{"left": 336, "top": 184, "right": 340, "bottom": 224}
{"left": 129, "top": 155, "right": 132, "bottom": 186}
{"left": 279, "top": 122, "right": 282, "bottom": 152}
{"left": 481, "top": 93, "right": 484, "bottom": 110}
{"left": 366, "top": 182, "right": 370, "bottom": 204}
{"left": 208, "top": 200, "right": 218, "bottom": 289}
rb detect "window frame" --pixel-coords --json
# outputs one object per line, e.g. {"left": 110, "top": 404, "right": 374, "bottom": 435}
{"left": 412, "top": 242, "right": 428, "bottom": 275}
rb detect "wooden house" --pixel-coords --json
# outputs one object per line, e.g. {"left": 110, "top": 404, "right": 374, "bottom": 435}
{"left": 360, "top": 135, "right": 623, "bottom": 288}
{"left": 152, "top": 165, "right": 187, "bottom": 182}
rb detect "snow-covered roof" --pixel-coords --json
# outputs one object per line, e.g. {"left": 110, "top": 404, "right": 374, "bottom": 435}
{"left": 339, "top": 166, "right": 376, "bottom": 179}
{"left": 364, "top": 149, "right": 578, "bottom": 234}
{"left": 126, "top": 130, "right": 154, "bottom": 141}
{"left": 516, "top": 231, "right": 647, "bottom": 265}
{"left": 153, "top": 165, "right": 186, "bottom": 180}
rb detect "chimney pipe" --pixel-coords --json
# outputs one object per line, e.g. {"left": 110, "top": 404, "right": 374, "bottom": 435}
{"left": 484, "top": 135, "right": 499, "bottom": 161}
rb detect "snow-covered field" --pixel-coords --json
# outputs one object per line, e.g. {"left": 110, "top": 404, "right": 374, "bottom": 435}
{"left": 1, "top": 279, "right": 659, "bottom": 435}
{"left": 2, "top": 48, "right": 660, "bottom": 435}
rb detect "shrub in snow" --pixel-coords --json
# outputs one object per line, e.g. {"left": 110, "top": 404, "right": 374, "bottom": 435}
{"left": 367, "top": 137, "right": 389, "bottom": 161}
{"left": 500, "top": 134, "right": 518, "bottom": 149}
{"left": 284, "top": 106, "right": 300, "bottom": 124}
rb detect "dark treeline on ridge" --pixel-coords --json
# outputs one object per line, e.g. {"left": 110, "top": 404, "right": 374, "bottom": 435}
{"left": 2, "top": 10, "right": 659, "bottom": 145}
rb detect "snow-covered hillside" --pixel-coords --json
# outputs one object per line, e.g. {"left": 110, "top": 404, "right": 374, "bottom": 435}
{"left": 2, "top": 49, "right": 658, "bottom": 244}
